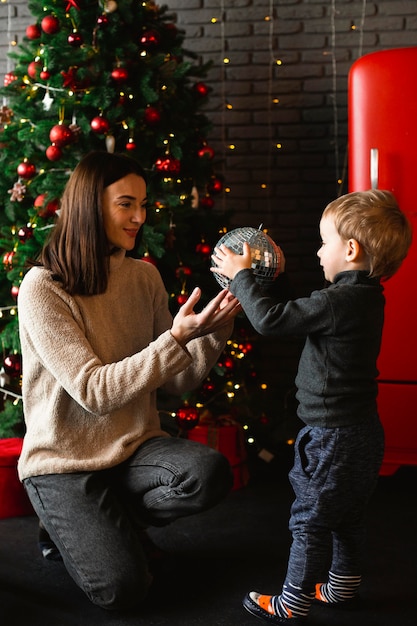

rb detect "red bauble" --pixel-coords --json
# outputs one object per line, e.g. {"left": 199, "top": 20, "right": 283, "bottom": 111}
{"left": 207, "top": 176, "right": 224, "bottom": 194}
{"left": 144, "top": 106, "right": 161, "bottom": 125}
{"left": 40, "top": 69, "right": 51, "bottom": 81}
{"left": 17, "top": 161, "right": 36, "bottom": 179}
{"left": 198, "top": 145, "right": 215, "bottom": 159}
{"left": 26, "top": 24, "right": 41, "bottom": 40}
{"left": 193, "top": 82, "right": 209, "bottom": 97}
{"left": 41, "top": 15, "right": 60, "bottom": 35}
{"left": 111, "top": 67, "right": 129, "bottom": 83}
{"left": 155, "top": 156, "right": 181, "bottom": 175}
{"left": 46, "top": 144, "right": 63, "bottom": 161}
{"left": 34, "top": 194, "right": 59, "bottom": 218}
{"left": 199, "top": 195, "right": 215, "bottom": 210}
{"left": 10, "top": 285, "right": 19, "bottom": 299}
{"left": 175, "top": 265, "right": 192, "bottom": 279}
{"left": 49, "top": 123, "right": 73, "bottom": 146}
{"left": 96, "top": 14, "right": 109, "bottom": 27}
{"left": 3, "top": 250, "right": 15, "bottom": 269}
{"left": 18, "top": 225, "right": 34, "bottom": 242}
{"left": 140, "top": 29, "right": 160, "bottom": 48}
{"left": 196, "top": 241, "right": 212, "bottom": 256}
{"left": 68, "top": 31, "right": 83, "bottom": 47}
{"left": 90, "top": 115, "right": 110, "bottom": 134}
{"left": 125, "top": 140, "right": 137, "bottom": 151}
{"left": 140, "top": 254, "right": 157, "bottom": 266}
{"left": 4, "top": 72, "right": 17, "bottom": 86}
{"left": 176, "top": 293, "right": 189, "bottom": 306}
{"left": 28, "top": 61, "right": 42, "bottom": 80}
{"left": 176, "top": 406, "right": 200, "bottom": 430}
{"left": 3, "top": 353, "right": 22, "bottom": 378}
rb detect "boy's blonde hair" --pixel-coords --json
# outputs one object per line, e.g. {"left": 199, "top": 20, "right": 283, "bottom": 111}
{"left": 323, "top": 189, "right": 412, "bottom": 280}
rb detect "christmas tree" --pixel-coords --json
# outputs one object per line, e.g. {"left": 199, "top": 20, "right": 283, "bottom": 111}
{"left": 0, "top": 0, "right": 298, "bottom": 466}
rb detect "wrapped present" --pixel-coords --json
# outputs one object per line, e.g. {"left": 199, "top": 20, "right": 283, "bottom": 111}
{"left": 0, "top": 438, "right": 33, "bottom": 519}
{"left": 187, "top": 413, "right": 250, "bottom": 490}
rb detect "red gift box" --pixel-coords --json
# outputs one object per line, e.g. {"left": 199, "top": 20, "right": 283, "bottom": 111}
{"left": 187, "top": 414, "right": 250, "bottom": 490}
{"left": 0, "top": 438, "right": 33, "bottom": 519}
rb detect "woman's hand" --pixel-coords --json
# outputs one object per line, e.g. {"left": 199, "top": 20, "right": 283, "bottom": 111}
{"left": 211, "top": 242, "right": 252, "bottom": 281}
{"left": 171, "top": 287, "right": 241, "bottom": 348}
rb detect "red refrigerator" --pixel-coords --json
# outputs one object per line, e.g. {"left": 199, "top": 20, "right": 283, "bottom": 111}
{"left": 348, "top": 47, "right": 417, "bottom": 475}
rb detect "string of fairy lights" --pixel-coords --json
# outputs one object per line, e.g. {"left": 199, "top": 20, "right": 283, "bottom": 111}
{"left": 330, "top": 0, "right": 368, "bottom": 195}
{"left": 211, "top": 0, "right": 279, "bottom": 215}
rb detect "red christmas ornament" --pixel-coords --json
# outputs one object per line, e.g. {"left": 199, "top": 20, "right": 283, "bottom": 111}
{"left": 175, "top": 265, "right": 192, "bottom": 279}
{"left": 140, "top": 254, "right": 157, "bottom": 266}
{"left": 68, "top": 31, "right": 83, "bottom": 47}
{"left": 125, "top": 140, "right": 137, "bottom": 151}
{"left": 49, "top": 123, "right": 73, "bottom": 146}
{"left": 193, "top": 82, "right": 209, "bottom": 97}
{"left": 90, "top": 115, "right": 110, "bottom": 134}
{"left": 65, "top": 0, "right": 82, "bottom": 10}
{"left": 140, "top": 29, "right": 160, "bottom": 48}
{"left": 4, "top": 72, "right": 17, "bottom": 86}
{"left": 176, "top": 293, "right": 189, "bottom": 306}
{"left": 18, "top": 225, "right": 34, "bottom": 243}
{"left": 17, "top": 160, "right": 36, "bottom": 180}
{"left": 34, "top": 194, "right": 59, "bottom": 218}
{"left": 28, "top": 61, "right": 42, "bottom": 80}
{"left": 196, "top": 241, "right": 211, "bottom": 256}
{"left": 46, "top": 144, "right": 63, "bottom": 161}
{"left": 10, "top": 285, "right": 19, "bottom": 299}
{"left": 155, "top": 156, "right": 181, "bottom": 175}
{"left": 198, "top": 145, "right": 215, "bottom": 160}
{"left": 26, "top": 24, "right": 41, "bottom": 40}
{"left": 176, "top": 406, "right": 200, "bottom": 430}
{"left": 41, "top": 15, "right": 60, "bottom": 35}
{"left": 3, "top": 250, "right": 15, "bottom": 269}
{"left": 207, "top": 176, "right": 224, "bottom": 194}
{"left": 3, "top": 353, "right": 22, "bottom": 378}
{"left": 144, "top": 106, "right": 161, "bottom": 125}
{"left": 199, "top": 195, "right": 215, "bottom": 210}
{"left": 97, "top": 14, "right": 109, "bottom": 27}
{"left": 40, "top": 69, "right": 51, "bottom": 81}
{"left": 111, "top": 67, "right": 129, "bottom": 83}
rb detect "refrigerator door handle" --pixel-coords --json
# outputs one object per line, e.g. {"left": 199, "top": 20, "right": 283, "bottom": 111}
{"left": 370, "top": 147, "right": 379, "bottom": 189}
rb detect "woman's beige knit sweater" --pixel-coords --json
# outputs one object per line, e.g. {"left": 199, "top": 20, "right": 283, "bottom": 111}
{"left": 17, "top": 250, "right": 232, "bottom": 481}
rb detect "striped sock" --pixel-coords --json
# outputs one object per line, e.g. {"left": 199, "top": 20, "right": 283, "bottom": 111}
{"left": 315, "top": 571, "right": 361, "bottom": 604}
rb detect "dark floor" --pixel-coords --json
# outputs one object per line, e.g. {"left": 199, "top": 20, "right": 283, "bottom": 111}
{"left": 1, "top": 453, "right": 416, "bottom": 626}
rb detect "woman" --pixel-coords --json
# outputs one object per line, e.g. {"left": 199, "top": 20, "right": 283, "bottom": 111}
{"left": 17, "top": 151, "right": 239, "bottom": 610}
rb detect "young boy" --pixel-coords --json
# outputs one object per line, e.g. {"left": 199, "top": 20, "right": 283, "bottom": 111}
{"left": 211, "top": 190, "right": 412, "bottom": 624}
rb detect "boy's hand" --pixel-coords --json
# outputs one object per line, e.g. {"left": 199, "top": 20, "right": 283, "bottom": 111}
{"left": 211, "top": 242, "right": 252, "bottom": 281}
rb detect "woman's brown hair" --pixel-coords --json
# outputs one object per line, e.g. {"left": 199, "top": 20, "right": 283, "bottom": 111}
{"left": 38, "top": 151, "right": 147, "bottom": 295}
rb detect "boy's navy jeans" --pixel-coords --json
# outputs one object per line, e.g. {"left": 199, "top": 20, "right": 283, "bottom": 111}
{"left": 23, "top": 436, "right": 233, "bottom": 610}
{"left": 284, "top": 415, "right": 384, "bottom": 592}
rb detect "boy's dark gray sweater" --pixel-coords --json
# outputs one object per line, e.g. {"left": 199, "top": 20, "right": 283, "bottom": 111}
{"left": 229, "top": 269, "right": 385, "bottom": 427}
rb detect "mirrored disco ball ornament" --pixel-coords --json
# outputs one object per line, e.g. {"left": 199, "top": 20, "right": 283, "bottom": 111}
{"left": 212, "top": 226, "right": 281, "bottom": 289}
